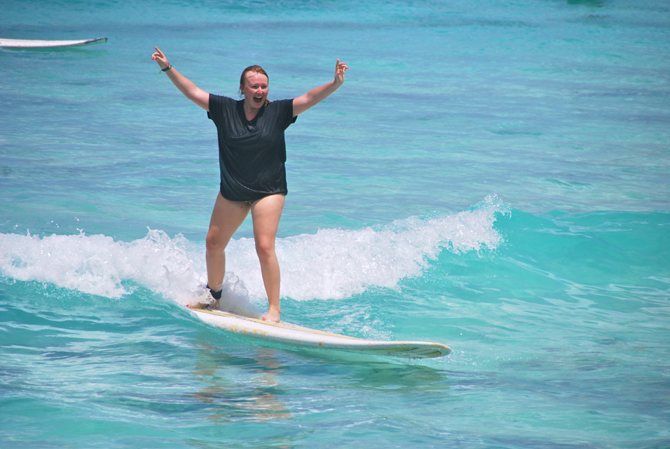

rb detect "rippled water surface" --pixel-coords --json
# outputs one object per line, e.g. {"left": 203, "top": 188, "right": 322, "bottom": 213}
{"left": 1, "top": 0, "right": 669, "bottom": 447}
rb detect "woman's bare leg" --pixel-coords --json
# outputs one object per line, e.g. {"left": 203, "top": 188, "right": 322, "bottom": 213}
{"left": 206, "top": 193, "right": 250, "bottom": 298}
{"left": 250, "top": 194, "right": 285, "bottom": 322}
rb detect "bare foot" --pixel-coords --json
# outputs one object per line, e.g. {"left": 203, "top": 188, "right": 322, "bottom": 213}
{"left": 261, "top": 308, "right": 281, "bottom": 323}
{"left": 191, "top": 299, "right": 219, "bottom": 310}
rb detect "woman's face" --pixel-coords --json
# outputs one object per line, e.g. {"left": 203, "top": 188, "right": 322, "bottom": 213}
{"left": 241, "top": 72, "right": 269, "bottom": 109}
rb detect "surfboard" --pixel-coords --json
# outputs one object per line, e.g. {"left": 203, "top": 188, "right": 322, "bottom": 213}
{"left": 0, "top": 37, "right": 108, "bottom": 48}
{"left": 188, "top": 306, "right": 451, "bottom": 358}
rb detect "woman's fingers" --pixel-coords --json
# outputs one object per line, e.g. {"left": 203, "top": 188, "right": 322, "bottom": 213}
{"left": 334, "top": 59, "right": 348, "bottom": 84}
{"left": 336, "top": 58, "right": 349, "bottom": 72}
{"left": 152, "top": 46, "right": 169, "bottom": 68}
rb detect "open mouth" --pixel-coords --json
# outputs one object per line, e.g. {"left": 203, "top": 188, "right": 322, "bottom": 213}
{"left": 254, "top": 96, "right": 264, "bottom": 104}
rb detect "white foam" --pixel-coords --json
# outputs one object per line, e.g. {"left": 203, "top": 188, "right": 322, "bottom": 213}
{"left": 0, "top": 196, "right": 506, "bottom": 305}
{"left": 0, "top": 229, "right": 206, "bottom": 303}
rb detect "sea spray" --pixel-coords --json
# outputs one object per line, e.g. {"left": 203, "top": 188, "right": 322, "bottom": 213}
{"left": 0, "top": 229, "right": 204, "bottom": 302}
{"left": 271, "top": 195, "right": 507, "bottom": 301}
{"left": 0, "top": 197, "right": 507, "bottom": 306}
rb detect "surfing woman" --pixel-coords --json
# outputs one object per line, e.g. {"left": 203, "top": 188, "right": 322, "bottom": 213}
{"left": 151, "top": 47, "right": 348, "bottom": 322}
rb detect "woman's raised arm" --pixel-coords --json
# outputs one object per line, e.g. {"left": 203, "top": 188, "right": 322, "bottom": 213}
{"left": 292, "top": 59, "right": 349, "bottom": 117}
{"left": 152, "top": 47, "right": 210, "bottom": 111}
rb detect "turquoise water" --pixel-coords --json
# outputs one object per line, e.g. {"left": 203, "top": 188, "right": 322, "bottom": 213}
{"left": 1, "top": 0, "right": 670, "bottom": 447}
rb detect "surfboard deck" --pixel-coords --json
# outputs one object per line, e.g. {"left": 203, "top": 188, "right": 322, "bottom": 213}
{"left": 188, "top": 306, "right": 451, "bottom": 358}
{"left": 0, "top": 37, "right": 108, "bottom": 48}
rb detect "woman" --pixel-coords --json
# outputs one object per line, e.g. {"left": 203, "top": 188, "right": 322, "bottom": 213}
{"left": 152, "top": 47, "right": 348, "bottom": 322}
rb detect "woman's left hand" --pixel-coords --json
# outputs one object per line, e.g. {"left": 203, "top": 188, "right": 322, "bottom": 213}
{"left": 334, "top": 59, "right": 349, "bottom": 86}
{"left": 293, "top": 59, "right": 349, "bottom": 116}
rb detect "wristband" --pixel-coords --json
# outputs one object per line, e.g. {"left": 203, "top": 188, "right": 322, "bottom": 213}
{"left": 159, "top": 64, "right": 172, "bottom": 75}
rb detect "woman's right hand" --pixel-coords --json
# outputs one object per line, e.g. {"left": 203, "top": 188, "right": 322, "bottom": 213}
{"left": 150, "top": 46, "right": 210, "bottom": 111}
{"left": 152, "top": 46, "right": 169, "bottom": 70}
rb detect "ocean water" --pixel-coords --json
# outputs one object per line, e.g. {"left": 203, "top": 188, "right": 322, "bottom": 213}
{"left": 1, "top": 0, "right": 669, "bottom": 447}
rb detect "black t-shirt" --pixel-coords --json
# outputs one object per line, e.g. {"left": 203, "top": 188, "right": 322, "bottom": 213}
{"left": 207, "top": 94, "right": 297, "bottom": 202}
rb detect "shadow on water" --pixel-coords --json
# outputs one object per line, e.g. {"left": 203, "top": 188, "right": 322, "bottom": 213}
{"left": 186, "top": 325, "right": 452, "bottom": 423}
{"left": 189, "top": 340, "right": 294, "bottom": 423}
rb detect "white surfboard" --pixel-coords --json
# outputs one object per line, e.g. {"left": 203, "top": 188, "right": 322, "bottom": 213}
{"left": 188, "top": 306, "right": 451, "bottom": 358}
{"left": 0, "top": 37, "right": 108, "bottom": 48}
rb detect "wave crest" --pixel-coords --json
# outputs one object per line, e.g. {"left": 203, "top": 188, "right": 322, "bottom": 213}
{"left": 0, "top": 196, "right": 506, "bottom": 304}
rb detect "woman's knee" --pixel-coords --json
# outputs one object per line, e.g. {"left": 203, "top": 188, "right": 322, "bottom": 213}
{"left": 206, "top": 228, "right": 225, "bottom": 252}
{"left": 255, "top": 238, "right": 276, "bottom": 261}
